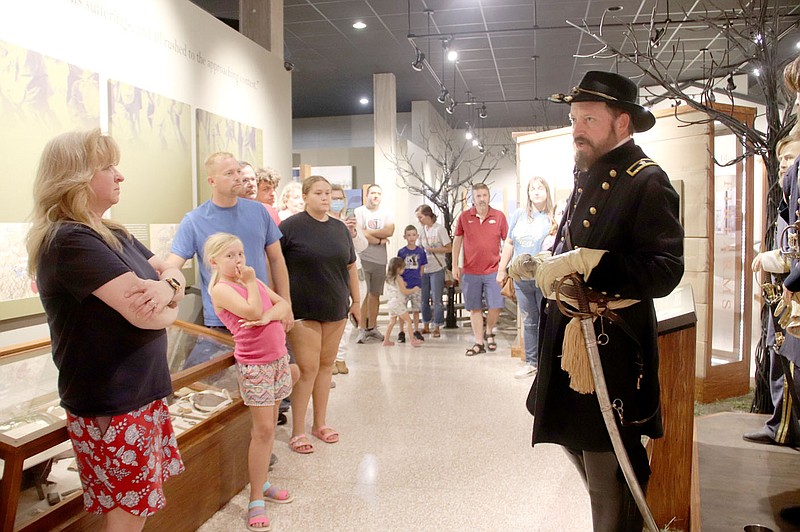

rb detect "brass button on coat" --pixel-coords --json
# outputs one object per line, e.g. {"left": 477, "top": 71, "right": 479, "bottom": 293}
{"left": 583, "top": 220, "right": 590, "bottom": 228}
{"left": 589, "top": 207, "right": 597, "bottom": 215}
{"left": 602, "top": 182, "right": 610, "bottom": 190}
{"left": 610, "top": 169, "right": 617, "bottom": 177}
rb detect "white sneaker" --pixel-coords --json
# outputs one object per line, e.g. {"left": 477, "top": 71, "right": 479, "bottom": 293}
{"left": 356, "top": 330, "right": 368, "bottom": 344}
{"left": 367, "top": 328, "right": 385, "bottom": 341}
{"left": 514, "top": 364, "right": 536, "bottom": 379}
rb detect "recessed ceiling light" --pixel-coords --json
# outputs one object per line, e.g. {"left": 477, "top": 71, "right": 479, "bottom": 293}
{"left": 360, "top": 97, "right": 369, "bottom": 105}
{"left": 447, "top": 50, "right": 458, "bottom": 61}
{"left": 353, "top": 21, "right": 366, "bottom": 29}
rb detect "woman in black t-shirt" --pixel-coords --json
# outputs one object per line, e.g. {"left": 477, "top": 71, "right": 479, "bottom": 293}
{"left": 26, "top": 129, "right": 186, "bottom": 528}
{"left": 280, "top": 176, "right": 360, "bottom": 453}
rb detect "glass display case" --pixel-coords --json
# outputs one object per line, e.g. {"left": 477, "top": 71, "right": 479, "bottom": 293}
{"left": 0, "top": 321, "right": 243, "bottom": 532}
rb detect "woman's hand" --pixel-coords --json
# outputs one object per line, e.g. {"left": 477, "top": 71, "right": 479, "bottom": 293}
{"left": 349, "top": 301, "right": 361, "bottom": 326}
{"left": 344, "top": 217, "right": 357, "bottom": 237}
{"left": 125, "top": 278, "right": 173, "bottom": 316}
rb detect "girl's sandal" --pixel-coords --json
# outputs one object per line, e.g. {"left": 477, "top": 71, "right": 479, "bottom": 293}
{"left": 247, "top": 500, "right": 270, "bottom": 531}
{"left": 485, "top": 333, "right": 498, "bottom": 352}
{"left": 465, "top": 343, "right": 486, "bottom": 356}
{"left": 263, "top": 481, "right": 294, "bottom": 503}
{"left": 289, "top": 434, "right": 314, "bottom": 454}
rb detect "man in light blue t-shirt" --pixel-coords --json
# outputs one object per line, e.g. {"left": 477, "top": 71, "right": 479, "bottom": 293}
{"left": 166, "top": 152, "right": 291, "bottom": 330}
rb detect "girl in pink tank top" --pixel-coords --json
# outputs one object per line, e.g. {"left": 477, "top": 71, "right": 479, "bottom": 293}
{"left": 204, "top": 233, "right": 294, "bottom": 531}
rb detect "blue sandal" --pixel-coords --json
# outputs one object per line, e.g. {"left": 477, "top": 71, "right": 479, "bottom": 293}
{"left": 247, "top": 500, "right": 270, "bottom": 531}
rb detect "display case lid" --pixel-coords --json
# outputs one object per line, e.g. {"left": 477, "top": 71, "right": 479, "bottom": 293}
{"left": 654, "top": 283, "right": 697, "bottom": 334}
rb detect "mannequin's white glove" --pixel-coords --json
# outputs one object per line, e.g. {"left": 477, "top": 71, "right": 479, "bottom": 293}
{"left": 752, "top": 249, "right": 790, "bottom": 274}
{"left": 535, "top": 248, "right": 607, "bottom": 299}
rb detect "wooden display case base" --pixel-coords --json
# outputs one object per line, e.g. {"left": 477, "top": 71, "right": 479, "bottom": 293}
{"left": 33, "top": 402, "right": 251, "bottom": 532}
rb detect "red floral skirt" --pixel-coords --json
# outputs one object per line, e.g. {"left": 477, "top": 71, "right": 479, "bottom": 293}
{"left": 65, "top": 398, "right": 184, "bottom": 516}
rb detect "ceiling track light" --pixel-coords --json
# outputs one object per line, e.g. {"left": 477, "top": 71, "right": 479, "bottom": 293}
{"left": 411, "top": 48, "right": 425, "bottom": 72}
{"left": 437, "top": 86, "right": 449, "bottom": 104}
{"left": 445, "top": 99, "right": 457, "bottom": 114}
{"left": 726, "top": 74, "right": 736, "bottom": 92}
{"left": 478, "top": 104, "right": 487, "bottom": 120}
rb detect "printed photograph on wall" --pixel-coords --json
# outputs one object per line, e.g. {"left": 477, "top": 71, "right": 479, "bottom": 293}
{"left": 196, "top": 108, "right": 263, "bottom": 203}
{"left": 0, "top": 39, "right": 99, "bottom": 221}
{"left": 108, "top": 80, "right": 192, "bottom": 224}
{"left": 0, "top": 40, "right": 98, "bottom": 318}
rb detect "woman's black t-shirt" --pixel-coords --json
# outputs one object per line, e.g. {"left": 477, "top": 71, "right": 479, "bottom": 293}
{"left": 36, "top": 223, "right": 172, "bottom": 417}
{"left": 280, "top": 212, "right": 356, "bottom": 322}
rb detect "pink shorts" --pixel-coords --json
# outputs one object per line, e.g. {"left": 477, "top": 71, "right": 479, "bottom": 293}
{"left": 65, "top": 399, "right": 184, "bottom": 516}
{"left": 236, "top": 354, "right": 292, "bottom": 407}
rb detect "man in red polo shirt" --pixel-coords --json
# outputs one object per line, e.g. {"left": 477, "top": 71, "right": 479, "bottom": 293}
{"left": 452, "top": 183, "right": 509, "bottom": 356}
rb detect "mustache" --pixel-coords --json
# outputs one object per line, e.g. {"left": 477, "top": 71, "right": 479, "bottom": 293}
{"left": 574, "top": 136, "right": 593, "bottom": 146}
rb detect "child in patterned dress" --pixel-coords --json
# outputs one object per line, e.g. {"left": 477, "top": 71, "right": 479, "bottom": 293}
{"left": 205, "top": 233, "right": 294, "bottom": 531}
{"left": 383, "top": 257, "right": 423, "bottom": 347}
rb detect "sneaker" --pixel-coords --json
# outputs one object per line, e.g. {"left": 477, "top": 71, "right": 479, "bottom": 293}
{"left": 398, "top": 331, "right": 406, "bottom": 343}
{"left": 335, "top": 360, "right": 349, "bottom": 374}
{"left": 413, "top": 331, "right": 425, "bottom": 342}
{"left": 356, "top": 329, "right": 368, "bottom": 344}
{"left": 332, "top": 363, "right": 339, "bottom": 375}
{"left": 514, "top": 364, "right": 537, "bottom": 379}
{"left": 277, "top": 412, "right": 287, "bottom": 425}
{"left": 367, "top": 328, "right": 385, "bottom": 341}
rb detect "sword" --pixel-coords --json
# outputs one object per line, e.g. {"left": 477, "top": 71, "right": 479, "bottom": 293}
{"left": 559, "top": 273, "right": 659, "bottom": 532}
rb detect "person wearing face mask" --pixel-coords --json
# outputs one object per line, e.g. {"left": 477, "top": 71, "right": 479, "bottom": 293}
{"left": 328, "top": 185, "right": 368, "bottom": 374}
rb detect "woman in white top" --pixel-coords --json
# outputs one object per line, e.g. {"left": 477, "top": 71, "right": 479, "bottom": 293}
{"left": 497, "top": 176, "right": 554, "bottom": 379}
{"left": 415, "top": 204, "right": 452, "bottom": 337}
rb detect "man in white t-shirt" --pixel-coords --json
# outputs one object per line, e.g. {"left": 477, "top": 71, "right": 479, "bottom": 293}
{"left": 354, "top": 184, "right": 395, "bottom": 343}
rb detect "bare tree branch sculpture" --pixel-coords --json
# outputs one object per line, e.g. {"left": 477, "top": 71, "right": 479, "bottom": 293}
{"left": 389, "top": 119, "right": 510, "bottom": 236}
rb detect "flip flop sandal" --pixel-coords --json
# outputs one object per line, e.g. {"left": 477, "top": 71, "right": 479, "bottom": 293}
{"left": 465, "top": 343, "right": 486, "bottom": 356}
{"left": 247, "top": 500, "right": 270, "bottom": 531}
{"left": 312, "top": 425, "right": 340, "bottom": 443}
{"left": 485, "top": 334, "right": 498, "bottom": 352}
{"left": 289, "top": 434, "right": 314, "bottom": 454}
{"left": 262, "top": 481, "right": 294, "bottom": 504}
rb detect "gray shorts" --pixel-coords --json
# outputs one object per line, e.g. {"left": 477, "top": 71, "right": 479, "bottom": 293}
{"left": 362, "top": 260, "right": 387, "bottom": 295}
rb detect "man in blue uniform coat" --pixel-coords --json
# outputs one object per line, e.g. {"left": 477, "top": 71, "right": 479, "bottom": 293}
{"left": 528, "top": 71, "right": 684, "bottom": 532}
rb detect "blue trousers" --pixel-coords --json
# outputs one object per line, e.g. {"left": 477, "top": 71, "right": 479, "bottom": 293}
{"left": 421, "top": 269, "right": 445, "bottom": 326}
{"left": 515, "top": 279, "right": 542, "bottom": 367}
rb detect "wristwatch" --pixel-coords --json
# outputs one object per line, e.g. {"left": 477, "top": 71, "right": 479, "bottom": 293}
{"left": 165, "top": 277, "right": 182, "bottom": 308}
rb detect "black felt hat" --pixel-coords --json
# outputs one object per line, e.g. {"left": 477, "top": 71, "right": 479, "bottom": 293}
{"left": 550, "top": 71, "right": 656, "bottom": 132}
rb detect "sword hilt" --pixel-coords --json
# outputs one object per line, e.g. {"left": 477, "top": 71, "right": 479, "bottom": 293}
{"left": 555, "top": 273, "right": 592, "bottom": 316}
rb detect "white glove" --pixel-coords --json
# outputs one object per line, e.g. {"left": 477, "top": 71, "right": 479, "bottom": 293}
{"left": 507, "top": 250, "right": 552, "bottom": 281}
{"left": 535, "top": 248, "right": 607, "bottom": 299}
{"left": 752, "top": 249, "right": 790, "bottom": 274}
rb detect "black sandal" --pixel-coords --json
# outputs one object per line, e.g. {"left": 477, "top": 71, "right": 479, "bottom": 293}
{"left": 465, "top": 343, "right": 486, "bottom": 356}
{"left": 485, "top": 334, "right": 497, "bottom": 352}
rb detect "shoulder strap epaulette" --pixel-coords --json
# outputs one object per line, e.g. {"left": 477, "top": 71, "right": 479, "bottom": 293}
{"left": 626, "top": 158, "right": 659, "bottom": 176}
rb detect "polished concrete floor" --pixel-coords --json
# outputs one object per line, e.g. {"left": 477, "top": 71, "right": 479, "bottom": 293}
{"left": 197, "top": 321, "right": 593, "bottom": 531}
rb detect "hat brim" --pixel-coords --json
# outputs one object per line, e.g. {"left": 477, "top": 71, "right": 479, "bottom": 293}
{"left": 563, "top": 92, "right": 655, "bottom": 132}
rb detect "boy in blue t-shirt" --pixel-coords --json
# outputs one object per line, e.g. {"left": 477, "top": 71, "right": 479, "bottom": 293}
{"left": 396, "top": 225, "right": 428, "bottom": 342}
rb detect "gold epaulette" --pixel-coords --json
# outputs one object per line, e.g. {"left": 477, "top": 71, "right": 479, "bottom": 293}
{"left": 626, "top": 158, "right": 659, "bottom": 176}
